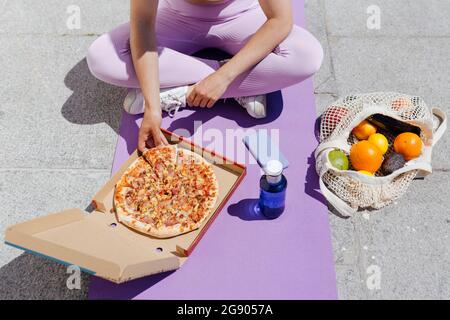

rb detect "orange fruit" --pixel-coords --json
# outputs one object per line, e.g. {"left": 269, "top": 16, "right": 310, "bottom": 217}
{"left": 368, "top": 133, "right": 389, "bottom": 155}
{"left": 394, "top": 132, "right": 423, "bottom": 161}
{"left": 352, "top": 120, "right": 377, "bottom": 140}
{"left": 359, "top": 170, "right": 374, "bottom": 176}
{"left": 350, "top": 141, "right": 383, "bottom": 173}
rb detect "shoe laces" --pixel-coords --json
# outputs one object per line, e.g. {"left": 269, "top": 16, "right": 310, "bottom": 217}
{"left": 234, "top": 97, "right": 242, "bottom": 105}
{"left": 235, "top": 96, "right": 252, "bottom": 107}
{"left": 162, "top": 92, "right": 183, "bottom": 117}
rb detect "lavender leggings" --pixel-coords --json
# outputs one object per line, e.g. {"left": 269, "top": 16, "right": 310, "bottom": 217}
{"left": 86, "top": 0, "right": 323, "bottom": 98}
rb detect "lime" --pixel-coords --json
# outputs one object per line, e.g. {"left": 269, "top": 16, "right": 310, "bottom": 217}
{"left": 328, "top": 149, "right": 349, "bottom": 170}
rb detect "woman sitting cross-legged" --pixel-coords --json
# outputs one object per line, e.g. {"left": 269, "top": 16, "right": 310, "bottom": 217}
{"left": 87, "top": 0, "right": 323, "bottom": 150}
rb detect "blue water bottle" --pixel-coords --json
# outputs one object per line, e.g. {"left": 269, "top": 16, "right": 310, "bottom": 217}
{"left": 259, "top": 160, "right": 287, "bottom": 219}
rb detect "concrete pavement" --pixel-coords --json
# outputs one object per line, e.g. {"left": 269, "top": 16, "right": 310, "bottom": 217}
{"left": 306, "top": 0, "right": 450, "bottom": 299}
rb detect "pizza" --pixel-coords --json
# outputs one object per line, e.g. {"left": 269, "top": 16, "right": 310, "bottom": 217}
{"left": 114, "top": 145, "right": 219, "bottom": 238}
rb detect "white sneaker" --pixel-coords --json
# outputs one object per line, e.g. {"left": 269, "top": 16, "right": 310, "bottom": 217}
{"left": 235, "top": 95, "right": 267, "bottom": 119}
{"left": 160, "top": 86, "right": 188, "bottom": 117}
{"left": 123, "top": 86, "right": 188, "bottom": 117}
{"left": 123, "top": 88, "right": 144, "bottom": 115}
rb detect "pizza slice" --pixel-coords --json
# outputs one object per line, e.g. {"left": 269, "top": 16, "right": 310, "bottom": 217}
{"left": 114, "top": 157, "right": 153, "bottom": 221}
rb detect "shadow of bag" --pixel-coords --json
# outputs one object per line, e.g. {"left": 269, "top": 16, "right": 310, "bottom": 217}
{"left": 314, "top": 92, "right": 447, "bottom": 217}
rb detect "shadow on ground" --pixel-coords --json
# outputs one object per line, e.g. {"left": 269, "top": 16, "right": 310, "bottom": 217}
{"left": 228, "top": 198, "right": 267, "bottom": 221}
{"left": 0, "top": 253, "right": 89, "bottom": 300}
{"left": 61, "top": 58, "right": 124, "bottom": 134}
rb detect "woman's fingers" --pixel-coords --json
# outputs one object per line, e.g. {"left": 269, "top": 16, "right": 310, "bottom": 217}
{"left": 207, "top": 99, "right": 216, "bottom": 108}
{"left": 138, "top": 129, "right": 167, "bottom": 151}
{"left": 153, "top": 128, "right": 169, "bottom": 147}
{"left": 138, "top": 136, "right": 147, "bottom": 153}
{"left": 192, "top": 93, "right": 203, "bottom": 107}
{"left": 151, "top": 128, "right": 164, "bottom": 147}
{"left": 138, "top": 131, "right": 150, "bottom": 152}
{"left": 187, "top": 84, "right": 218, "bottom": 108}
{"left": 199, "top": 97, "right": 211, "bottom": 108}
{"left": 186, "top": 91, "right": 195, "bottom": 107}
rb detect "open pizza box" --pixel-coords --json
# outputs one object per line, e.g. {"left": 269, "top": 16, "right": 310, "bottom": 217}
{"left": 5, "top": 130, "right": 246, "bottom": 283}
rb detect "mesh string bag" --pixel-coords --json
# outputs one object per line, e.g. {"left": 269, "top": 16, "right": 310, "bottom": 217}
{"left": 314, "top": 92, "right": 447, "bottom": 217}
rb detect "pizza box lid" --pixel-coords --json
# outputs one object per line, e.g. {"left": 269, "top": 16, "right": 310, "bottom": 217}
{"left": 4, "top": 131, "right": 246, "bottom": 283}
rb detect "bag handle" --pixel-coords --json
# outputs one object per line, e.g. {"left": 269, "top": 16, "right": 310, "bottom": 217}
{"left": 318, "top": 172, "right": 357, "bottom": 217}
{"left": 317, "top": 158, "right": 357, "bottom": 217}
{"left": 432, "top": 107, "right": 447, "bottom": 146}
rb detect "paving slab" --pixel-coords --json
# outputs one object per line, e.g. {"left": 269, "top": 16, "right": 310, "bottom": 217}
{"left": 0, "top": 253, "right": 90, "bottom": 300}
{"left": 305, "top": 0, "right": 338, "bottom": 95}
{"left": 312, "top": 93, "right": 339, "bottom": 116}
{"left": 329, "top": 215, "right": 358, "bottom": 266}
{"left": 0, "top": 0, "right": 128, "bottom": 35}
{"left": 334, "top": 264, "right": 366, "bottom": 300}
{"left": 0, "top": 35, "right": 122, "bottom": 169}
{"left": 323, "top": 0, "right": 450, "bottom": 37}
{"left": 353, "top": 172, "right": 450, "bottom": 299}
{"left": 329, "top": 172, "right": 450, "bottom": 300}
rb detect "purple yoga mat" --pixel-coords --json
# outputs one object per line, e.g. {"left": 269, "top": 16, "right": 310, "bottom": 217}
{"left": 88, "top": 1, "right": 337, "bottom": 300}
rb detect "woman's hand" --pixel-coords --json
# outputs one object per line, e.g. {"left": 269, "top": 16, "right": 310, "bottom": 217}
{"left": 187, "top": 71, "right": 231, "bottom": 108}
{"left": 138, "top": 107, "right": 168, "bottom": 152}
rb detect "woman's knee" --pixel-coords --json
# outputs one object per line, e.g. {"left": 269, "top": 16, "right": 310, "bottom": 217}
{"left": 281, "top": 26, "right": 324, "bottom": 80}
{"left": 86, "top": 34, "right": 114, "bottom": 82}
{"left": 86, "top": 23, "right": 133, "bottom": 85}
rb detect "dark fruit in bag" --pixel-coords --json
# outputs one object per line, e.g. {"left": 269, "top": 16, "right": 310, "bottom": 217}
{"left": 367, "top": 114, "right": 421, "bottom": 136}
{"left": 382, "top": 152, "right": 406, "bottom": 175}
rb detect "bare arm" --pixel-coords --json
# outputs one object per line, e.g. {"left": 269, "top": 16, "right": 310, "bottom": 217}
{"left": 188, "top": 0, "right": 293, "bottom": 107}
{"left": 130, "top": 0, "right": 168, "bottom": 150}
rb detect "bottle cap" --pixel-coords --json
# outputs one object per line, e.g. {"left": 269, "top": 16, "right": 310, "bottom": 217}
{"left": 265, "top": 159, "right": 283, "bottom": 176}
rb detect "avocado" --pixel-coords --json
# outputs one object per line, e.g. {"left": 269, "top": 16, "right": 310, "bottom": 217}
{"left": 382, "top": 152, "right": 406, "bottom": 175}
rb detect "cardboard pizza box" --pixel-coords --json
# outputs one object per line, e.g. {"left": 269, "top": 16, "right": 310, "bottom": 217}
{"left": 4, "top": 130, "right": 246, "bottom": 283}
